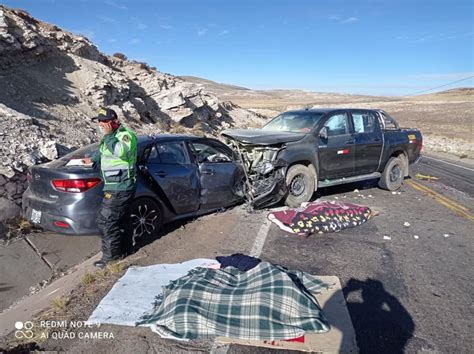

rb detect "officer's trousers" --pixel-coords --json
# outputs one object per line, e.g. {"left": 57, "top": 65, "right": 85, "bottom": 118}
{"left": 97, "top": 189, "right": 136, "bottom": 261}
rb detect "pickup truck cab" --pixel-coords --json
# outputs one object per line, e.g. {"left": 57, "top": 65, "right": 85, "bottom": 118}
{"left": 222, "top": 108, "right": 422, "bottom": 207}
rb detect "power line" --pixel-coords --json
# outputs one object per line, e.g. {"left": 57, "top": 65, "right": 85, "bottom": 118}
{"left": 405, "top": 75, "right": 474, "bottom": 96}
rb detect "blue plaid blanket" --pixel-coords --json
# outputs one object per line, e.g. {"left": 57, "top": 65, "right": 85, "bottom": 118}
{"left": 138, "top": 261, "right": 330, "bottom": 340}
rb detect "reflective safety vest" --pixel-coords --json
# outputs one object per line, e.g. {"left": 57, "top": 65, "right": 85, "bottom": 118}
{"left": 100, "top": 125, "right": 137, "bottom": 191}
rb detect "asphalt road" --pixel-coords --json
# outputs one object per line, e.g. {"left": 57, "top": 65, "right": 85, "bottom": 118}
{"left": 412, "top": 153, "right": 474, "bottom": 197}
{"left": 1, "top": 153, "right": 473, "bottom": 353}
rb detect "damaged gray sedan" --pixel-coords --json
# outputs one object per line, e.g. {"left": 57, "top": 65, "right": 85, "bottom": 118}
{"left": 23, "top": 135, "right": 247, "bottom": 238}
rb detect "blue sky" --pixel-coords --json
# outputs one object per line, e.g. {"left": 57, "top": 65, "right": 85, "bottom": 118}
{"left": 3, "top": 0, "right": 473, "bottom": 95}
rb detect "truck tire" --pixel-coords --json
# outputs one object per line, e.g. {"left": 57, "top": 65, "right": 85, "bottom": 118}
{"left": 379, "top": 157, "right": 404, "bottom": 191}
{"left": 284, "top": 164, "right": 315, "bottom": 208}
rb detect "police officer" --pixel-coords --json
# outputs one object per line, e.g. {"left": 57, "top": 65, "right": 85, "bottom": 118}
{"left": 83, "top": 108, "right": 138, "bottom": 268}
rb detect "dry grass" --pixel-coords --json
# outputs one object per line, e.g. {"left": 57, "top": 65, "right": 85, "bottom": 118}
{"left": 3, "top": 217, "right": 33, "bottom": 241}
{"left": 106, "top": 261, "right": 126, "bottom": 275}
{"left": 52, "top": 295, "right": 70, "bottom": 311}
{"left": 81, "top": 271, "right": 97, "bottom": 285}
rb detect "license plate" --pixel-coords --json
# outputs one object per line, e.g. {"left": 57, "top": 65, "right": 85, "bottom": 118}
{"left": 31, "top": 209, "right": 42, "bottom": 224}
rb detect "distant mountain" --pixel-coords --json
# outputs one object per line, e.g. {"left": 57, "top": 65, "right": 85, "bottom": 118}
{"left": 179, "top": 76, "right": 250, "bottom": 93}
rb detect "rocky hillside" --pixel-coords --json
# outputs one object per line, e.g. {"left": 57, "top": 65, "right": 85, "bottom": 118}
{"left": 0, "top": 5, "right": 265, "bottom": 215}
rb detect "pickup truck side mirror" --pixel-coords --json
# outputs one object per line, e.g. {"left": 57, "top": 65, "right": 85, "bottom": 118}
{"left": 319, "top": 126, "right": 328, "bottom": 140}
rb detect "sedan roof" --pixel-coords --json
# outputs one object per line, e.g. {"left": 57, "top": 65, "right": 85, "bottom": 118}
{"left": 137, "top": 134, "right": 203, "bottom": 146}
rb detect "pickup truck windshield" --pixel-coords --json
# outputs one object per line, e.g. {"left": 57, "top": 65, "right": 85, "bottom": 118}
{"left": 262, "top": 113, "right": 324, "bottom": 133}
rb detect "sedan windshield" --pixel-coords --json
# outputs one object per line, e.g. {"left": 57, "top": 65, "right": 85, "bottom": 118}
{"left": 262, "top": 113, "right": 324, "bottom": 133}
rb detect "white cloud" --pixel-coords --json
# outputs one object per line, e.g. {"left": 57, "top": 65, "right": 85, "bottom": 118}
{"left": 218, "top": 30, "right": 229, "bottom": 36}
{"left": 106, "top": 0, "right": 128, "bottom": 10}
{"left": 97, "top": 16, "right": 118, "bottom": 24}
{"left": 160, "top": 24, "right": 173, "bottom": 30}
{"left": 341, "top": 17, "right": 359, "bottom": 24}
{"left": 329, "top": 15, "right": 341, "bottom": 21}
{"left": 107, "top": 38, "right": 118, "bottom": 43}
{"left": 137, "top": 23, "right": 147, "bottom": 30}
{"left": 129, "top": 38, "right": 141, "bottom": 45}
{"left": 197, "top": 28, "right": 208, "bottom": 36}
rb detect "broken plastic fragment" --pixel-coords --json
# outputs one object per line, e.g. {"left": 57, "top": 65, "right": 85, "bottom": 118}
{"left": 414, "top": 235, "right": 419, "bottom": 239}
{"left": 443, "top": 233, "right": 449, "bottom": 238}
{"left": 383, "top": 235, "right": 391, "bottom": 240}
{"left": 415, "top": 173, "right": 439, "bottom": 181}
{"left": 404, "top": 222, "right": 411, "bottom": 227}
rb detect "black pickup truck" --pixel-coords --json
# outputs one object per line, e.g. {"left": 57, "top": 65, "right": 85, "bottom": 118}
{"left": 222, "top": 108, "right": 422, "bottom": 207}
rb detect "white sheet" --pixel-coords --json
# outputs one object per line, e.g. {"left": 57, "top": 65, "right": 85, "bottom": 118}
{"left": 86, "top": 258, "right": 216, "bottom": 326}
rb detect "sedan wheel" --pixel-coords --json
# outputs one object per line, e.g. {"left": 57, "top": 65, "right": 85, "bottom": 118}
{"left": 128, "top": 198, "right": 162, "bottom": 241}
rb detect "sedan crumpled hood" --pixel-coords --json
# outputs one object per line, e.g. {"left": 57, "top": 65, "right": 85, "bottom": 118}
{"left": 221, "top": 129, "right": 306, "bottom": 145}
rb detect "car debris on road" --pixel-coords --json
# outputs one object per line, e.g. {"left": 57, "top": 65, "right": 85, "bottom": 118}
{"left": 415, "top": 173, "right": 439, "bottom": 181}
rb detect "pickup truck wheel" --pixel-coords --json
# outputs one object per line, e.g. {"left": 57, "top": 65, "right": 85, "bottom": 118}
{"left": 379, "top": 157, "right": 404, "bottom": 191}
{"left": 284, "top": 164, "right": 315, "bottom": 208}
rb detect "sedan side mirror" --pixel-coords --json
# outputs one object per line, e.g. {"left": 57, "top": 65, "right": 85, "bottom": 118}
{"left": 319, "top": 126, "right": 328, "bottom": 140}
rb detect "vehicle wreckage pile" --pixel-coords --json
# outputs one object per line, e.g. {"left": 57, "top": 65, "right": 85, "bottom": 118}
{"left": 0, "top": 5, "right": 266, "bottom": 221}
{"left": 222, "top": 133, "right": 288, "bottom": 207}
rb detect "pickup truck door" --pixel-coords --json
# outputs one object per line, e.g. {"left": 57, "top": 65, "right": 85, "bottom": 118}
{"left": 318, "top": 112, "right": 355, "bottom": 179}
{"left": 351, "top": 110, "right": 383, "bottom": 174}
{"left": 145, "top": 142, "right": 200, "bottom": 214}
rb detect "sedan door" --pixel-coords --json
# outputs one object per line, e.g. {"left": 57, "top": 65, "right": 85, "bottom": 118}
{"left": 318, "top": 112, "right": 355, "bottom": 179}
{"left": 188, "top": 139, "right": 245, "bottom": 210}
{"left": 145, "top": 141, "right": 200, "bottom": 214}
{"left": 351, "top": 110, "right": 383, "bottom": 174}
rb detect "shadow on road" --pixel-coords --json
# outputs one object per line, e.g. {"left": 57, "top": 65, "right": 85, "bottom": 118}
{"left": 342, "top": 278, "right": 414, "bottom": 353}
{"left": 0, "top": 283, "right": 14, "bottom": 293}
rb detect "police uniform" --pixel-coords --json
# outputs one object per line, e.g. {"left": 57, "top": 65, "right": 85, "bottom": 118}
{"left": 91, "top": 108, "right": 137, "bottom": 267}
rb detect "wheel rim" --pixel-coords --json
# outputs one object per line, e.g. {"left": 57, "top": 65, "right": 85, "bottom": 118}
{"left": 289, "top": 174, "right": 306, "bottom": 197}
{"left": 130, "top": 203, "right": 159, "bottom": 238}
{"left": 390, "top": 164, "right": 402, "bottom": 183}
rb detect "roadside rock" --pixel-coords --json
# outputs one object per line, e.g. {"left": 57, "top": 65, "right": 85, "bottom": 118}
{"left": 0, "top": 197, "right": 21, "bottom": 222}
{"left": 0, "top": 4, "right": 267, "bottom": 208}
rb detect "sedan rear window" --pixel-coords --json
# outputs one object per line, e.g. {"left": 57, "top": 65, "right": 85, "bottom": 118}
{"left": 44, "top": 143, "right": 100, "bottom": 168}
{"left": 58, "top": 143, "right": 100, "bottom": 161}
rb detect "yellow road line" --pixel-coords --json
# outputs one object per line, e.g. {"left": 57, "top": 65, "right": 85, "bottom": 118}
{"left": 406, "top": 179, "right": 474, "bottom": 223}
{"left": 408, "top": 180, "right": 470, "bottom": 211}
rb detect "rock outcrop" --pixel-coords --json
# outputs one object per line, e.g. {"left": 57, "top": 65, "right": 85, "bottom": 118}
{"left": 0, "top": 5, "right": 266, "bottom": 218}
